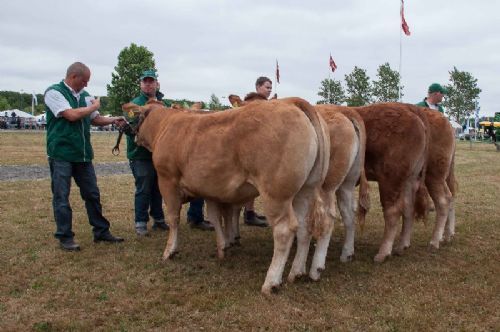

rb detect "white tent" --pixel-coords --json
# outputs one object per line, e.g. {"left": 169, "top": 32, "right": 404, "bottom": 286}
{"left": 3, "top": 109, "right": 35, "bottom": 118}
{"left": 449, "top": 120, "right": 462, "bottom": 129}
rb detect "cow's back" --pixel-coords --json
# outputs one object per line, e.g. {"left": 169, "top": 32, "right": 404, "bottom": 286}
{"left": 149, "top": 100, "right": 323, "bottom": 204}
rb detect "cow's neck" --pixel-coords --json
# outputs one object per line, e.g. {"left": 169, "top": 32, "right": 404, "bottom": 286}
{"left": 142, "top": 108, "right": 176, "bottom": 150}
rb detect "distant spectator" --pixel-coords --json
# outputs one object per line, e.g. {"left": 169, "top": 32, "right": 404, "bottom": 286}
{"left": 487, "top": 123, "right": 496, "bottom": 143}
{"left": 416, "top": 83, "right": 447, "bottom": 113}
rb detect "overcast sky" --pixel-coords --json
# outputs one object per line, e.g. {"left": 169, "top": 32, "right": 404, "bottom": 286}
{"left": 1, "top": 0, "right": 498, "bottom": 116}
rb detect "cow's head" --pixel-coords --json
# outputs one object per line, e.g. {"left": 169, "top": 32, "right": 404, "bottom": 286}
{"left": 121, "top": 102, "right": 160, "bottom": 149}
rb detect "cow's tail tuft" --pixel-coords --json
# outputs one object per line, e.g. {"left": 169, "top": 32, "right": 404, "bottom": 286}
{"left": 414, "top": 181, "right": 430, "bottom": 224}
{"left": 348, "top": 115, "right": 370, "bottom": 233}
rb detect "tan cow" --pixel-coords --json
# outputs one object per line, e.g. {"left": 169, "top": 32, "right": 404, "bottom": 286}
{"left": 229, "top": 94, "right": 370, "bottom": 281}
{"left": 123, "top": 98, "right": 330, "bottom": 294}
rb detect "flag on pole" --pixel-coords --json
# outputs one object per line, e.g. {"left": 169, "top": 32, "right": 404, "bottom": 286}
{"left": 401, "top": 0, "right": 411, "bottom": 36}
{"left": 32, "top": 92, "right": 38, "bottom": 106}
{"left": 329, "top": 54, "right": 337, "bottom": 72}
{"left": 275, "top": 60, "right": 280, "bottom": 84}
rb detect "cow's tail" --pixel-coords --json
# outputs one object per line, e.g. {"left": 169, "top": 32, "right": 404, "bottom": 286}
{"left": 447, "top": 149, "right": 457, "bottom": 197}
{"left": 289, "top": 98, "right": 330, "bottom": 237}
{"left": 346, "top": 116, "right": 370, "bottom": 233}
{"left": 288, "top": 98, "right": 330, "bottom": 185}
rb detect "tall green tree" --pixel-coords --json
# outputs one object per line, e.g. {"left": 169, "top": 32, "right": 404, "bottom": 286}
{"left": 208, "top": 94, "right": 222, "bottom": 110}
{"left": 372, "top": 63, "right": 402, "bottom": 102}
{"left": 442, "top": 67, "right": 481, "bottom": 123}
{"left": 345, "top": 66, "right": 372, "bottom": 106}
{"left": 106, "top": 43, "right": 156, "bottom": 115}
{"left": 0, "top": 96, "right": 11, "bottom": 111}
{"left": 316, "top": 78, "right": 345, "bottom": 105}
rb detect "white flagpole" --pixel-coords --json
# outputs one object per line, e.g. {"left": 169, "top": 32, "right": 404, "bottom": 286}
{"left": 398, "top": 2, "right": 403, "bottom": 102}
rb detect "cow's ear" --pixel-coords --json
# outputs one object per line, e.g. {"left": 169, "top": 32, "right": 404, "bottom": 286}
{"left": 228, "top": 94, "right": 243, "bottom": 107}
{"left": 122, "top": 103, "right": 142, "bottom": 117}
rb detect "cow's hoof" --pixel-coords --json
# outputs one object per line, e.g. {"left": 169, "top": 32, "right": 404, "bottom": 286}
{"left": 428, "top": 243, "right": 440, "bottom": 252}
{"left": 162, "top": 251, "right": 178, "bottom": 261}
{"left": 443, "top": 234, "right": 455, "bottom": 243}
{"left": 374, "top": 253, "right": 388, "bottom": 263}
{"left": 309, "top": 267, "right": 324, "bottom": 281}
{"left": 261, "top": 283, "right": 281, "bottom": 296}
{"left": 340, "top": 253, "right": 354, "bottom": 263}
{"left": 217, "top": 249, "right": 225, "bottom": 260}
{"left": 287, "top": 271, "right": 305, "bottom": 283}
{"left": 394, "top": 245, "right": 409, "bottom": 256}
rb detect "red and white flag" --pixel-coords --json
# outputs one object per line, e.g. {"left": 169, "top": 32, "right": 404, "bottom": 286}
{"left": 401, "top": 0, "right": 411, "bottom": 36}
{"left": 329, "top": 54, "right": 337, "bottom": 72}
{"left": 275, "top": 60, "right": 280, "bottom": 84}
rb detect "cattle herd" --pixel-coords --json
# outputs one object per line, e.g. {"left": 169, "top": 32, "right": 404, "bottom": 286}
{"left": 122, "top": 94, "right": 456, "bottom": 295}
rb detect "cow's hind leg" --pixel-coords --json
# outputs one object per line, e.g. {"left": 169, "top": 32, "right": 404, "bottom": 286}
{"left": 374, "top": 184, "right": 403, "bottom": 263}
{"left": 428, "top": 181, "right": 452, "bottom": 250}
{"left": 261, "top": 198, "right": 296, "bottom": 295}
{"left": 309, "top": 190, "right": 335, "bottom": 281}
{"left": 444, "top": 198, "right": 456, "bottom": 243}
{"left": 337, "top": 183, "right": 356, "bottom": 263}
{"left": 288, "top": 186, "right": 317, "bottom": 282}
{"left": 395, "top": 178, "right": 419, "bottom": 255}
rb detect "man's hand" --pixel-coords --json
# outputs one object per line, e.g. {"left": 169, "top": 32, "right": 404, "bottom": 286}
{"left": 89, "top": 97, "right": 101, "bottom": 111}
{"left": 113, "top": 116, "right": 127, "bottom": 127}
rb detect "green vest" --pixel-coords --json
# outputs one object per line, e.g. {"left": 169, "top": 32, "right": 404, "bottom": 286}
{"left": 416, "top": 99, "right": 444, "bottom": 113}
{"left": 45, "top": 81, "right": 94, "bottom": 162}
{"left": 126, "top": 92, "right": 170, "bottom": 160}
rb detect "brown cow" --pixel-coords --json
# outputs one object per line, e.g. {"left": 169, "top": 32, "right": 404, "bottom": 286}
{"left": 123, "top": 98, "right": 330, "bottom": 294}
{"left": 414, "top": 107, "right": 457, "bottom": 249}
{"left": 323, "top": 103, "right": 430, "bottom": 262}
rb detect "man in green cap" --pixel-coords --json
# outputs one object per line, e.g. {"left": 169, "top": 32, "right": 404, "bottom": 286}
{"left": 416, "top": 83, "right": 447, "bottom": 113}
{"left": 44, "top": 62, "right": 126, "bottom": 251}
{"left": 126, "top": 69, "right": 213, "bottom": 235}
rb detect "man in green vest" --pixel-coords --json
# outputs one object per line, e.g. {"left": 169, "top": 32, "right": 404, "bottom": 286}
{"left": 126, "top": 69, "right": 213, "bottom": 233}
{"left": 416, "top": 83, "right": 447, "bottom": 113}
{"left": 45, "top": 62, "right": 126, "bottom": 251}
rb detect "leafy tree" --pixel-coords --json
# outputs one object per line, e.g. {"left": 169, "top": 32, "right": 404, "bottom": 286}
{"left": 442, "top": 67, "right": 481, "bottom": 123}
{"left": 208, "top": 94, "right": 222, "bottom": 110}
{"left": 372, "top": 63, "right": 402, "bottom": 102}
{"left": 316, "top": 78, "right": 345, "bottom": 105}
{"left": 345, "top": 66, "right": 372, "bottom": 106}
{"left": 0, "top": 96, "right": 11, "bottom": 111}
{"left": 106, "top": 43, "right": 156, "bottom": 115}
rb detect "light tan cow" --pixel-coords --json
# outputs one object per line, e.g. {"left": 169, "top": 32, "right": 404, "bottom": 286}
{"left": 123, "top": 98, "right": 330, "bottom": 294}
{"left": 229, "top": 94, "right": 370, "bottom": 281}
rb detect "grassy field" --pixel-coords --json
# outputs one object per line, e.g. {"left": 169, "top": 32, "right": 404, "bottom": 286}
{"left": 0, "top": 131, "right": 127, "bottom": 165}
{"left": 0, "top": 132, "right": 499, "bottom": 331}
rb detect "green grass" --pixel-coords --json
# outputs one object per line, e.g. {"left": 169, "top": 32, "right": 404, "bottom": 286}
{"left": 0, "top": 134, "right": 499, "bottom": 331}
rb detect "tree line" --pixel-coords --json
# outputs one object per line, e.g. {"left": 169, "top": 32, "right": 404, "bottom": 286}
{"left": 317, "top": 64, "right": 481, "bottom": 123}
{"left": 1, "top": 43, "right": 482, "bottom": 124}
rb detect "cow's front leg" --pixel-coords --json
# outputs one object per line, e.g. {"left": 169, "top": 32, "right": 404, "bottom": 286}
{"left": 206, "top": 200, "right": 226, "bottom": 259}
{"left": 157, "top": 180, "right": 181, "bottom": 260}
